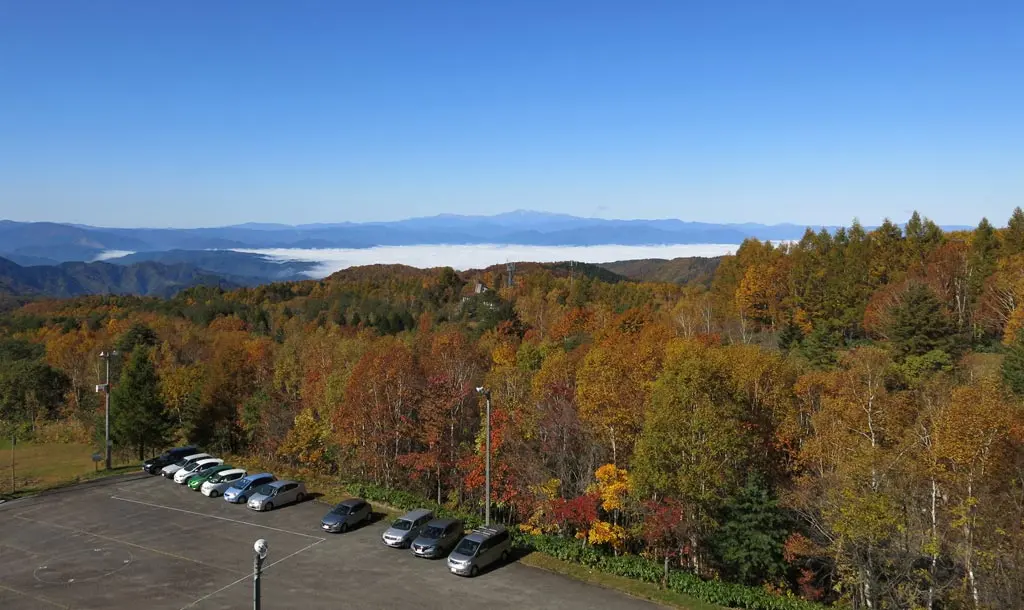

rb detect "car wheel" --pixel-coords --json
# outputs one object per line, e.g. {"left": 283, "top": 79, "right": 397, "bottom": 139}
{"left": 470, "top": 566, "right": 479, "bottom": 577}
{"left": 340, "top": 523, "right": 348, "bottom": 534}
{"left": 501, "top": 550, "right": 509, "bottom": 562}
{"left": 296, "top": 492, "right": 305, "bottom": 503}
{"left": 364, "top": 512, "right": 371, "bottom": 522}
{"left": 239, "top": 495, "right": 247, "bottom": 503}
{"left": 210, "top": 491, "right": 219, "bottom": 498}
{"left": 265, "top": 502, "right": 273, "bottom": 511}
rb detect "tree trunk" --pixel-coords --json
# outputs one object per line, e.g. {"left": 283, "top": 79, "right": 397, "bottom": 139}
{"left": 663, "top": 555, "right": 669, "bottom": 589}
{"left": 928, "top": 477, "right": 938, "bottom": 610}
{"left": 9, "top": 434, "right": 15, "bottom": 494}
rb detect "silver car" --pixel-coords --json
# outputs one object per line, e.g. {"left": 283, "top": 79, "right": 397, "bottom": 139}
{"left": 159, "top": 452, "right": 211, "bottom": 478}
{"left": 200, "top": 468, "right": 246, "bottom": 497}
{"left": 382, "top": 508, "right": 433, "bottom": 548}
{"left": 411, "top": 518, "right": 463, "bottom": 558}
{"left": 246, "top": 480, "right": 307, "bottom": 511}
{"left": 321, "top": 498, "right": 372, "bottom": 533}
{"left": 447, "top": 525, "right": 512, "bottom": 577}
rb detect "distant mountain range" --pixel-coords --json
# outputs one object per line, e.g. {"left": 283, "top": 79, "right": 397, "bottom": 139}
{"left": 0, "top": 256, "right": 238, "bottom": 298}
{"left": 2, "top": 211, "right": 971, "bottom": 266}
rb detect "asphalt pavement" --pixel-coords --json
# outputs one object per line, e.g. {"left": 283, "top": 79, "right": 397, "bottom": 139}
{"left": 0, "top": 472, "right": 660, "bottom": 609}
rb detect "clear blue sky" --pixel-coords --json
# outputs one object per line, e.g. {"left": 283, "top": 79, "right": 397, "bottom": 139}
{"left": 1, "top": 1, "right": 1022, "bottom": 228}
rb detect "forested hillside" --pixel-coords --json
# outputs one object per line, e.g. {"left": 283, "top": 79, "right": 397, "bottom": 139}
{"left": 2, "top": 210, "right": 1023, "bottom": 609}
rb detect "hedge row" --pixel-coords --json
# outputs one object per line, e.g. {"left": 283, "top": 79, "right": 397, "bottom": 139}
{"left": 518, "top": 533, "right": 833, "bottom": 610}
{"left": 343, "top": 482, "right": 832, "bottom": 610}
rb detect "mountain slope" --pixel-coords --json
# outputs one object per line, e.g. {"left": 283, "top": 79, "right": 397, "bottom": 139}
{"left": 0, "top": 256, "right": 239, "bottom": 298}
{"left": 106, "top": 250, "right": 317, "bottom": 283}
{"left": 601, "top": 256, "right": 723, "bottom": 285}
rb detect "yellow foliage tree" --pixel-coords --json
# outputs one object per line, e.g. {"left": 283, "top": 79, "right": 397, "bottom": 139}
{"left": 588, "top": 463, "right": 632, "bottom": 513}
{"left": 588, "top": 520, "right": 628, "bottom": 553}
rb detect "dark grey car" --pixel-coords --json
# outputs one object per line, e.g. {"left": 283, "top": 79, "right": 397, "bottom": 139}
{"left": 411, "top": 518, "right": 464, "bottom": 558}
{"left": 321, "top": 498, "right": 372, "bottom": 533}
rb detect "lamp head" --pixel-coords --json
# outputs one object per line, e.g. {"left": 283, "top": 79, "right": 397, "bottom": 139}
{"left": 254, "top": 539, "right": 268, "bottom": 559}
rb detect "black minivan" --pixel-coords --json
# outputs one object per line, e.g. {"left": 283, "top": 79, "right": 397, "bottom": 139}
{"left": 143, "top": 446, "right": 199, "bottom": 475}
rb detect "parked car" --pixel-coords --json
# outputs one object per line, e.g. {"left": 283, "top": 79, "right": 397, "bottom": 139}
{"left": 411, "top": 518, "right": 464, "bottom": 558}
{"left": 223, "top": 473, "right": 276, "bottom": 504}
{"left": 142, "top": 446, "right": 198, "bottom": 475}
{"left": 382, "top": 508, "right": 434, "bottom": 548}
{"left": 246, "top": 480, "right": 307, "bottom": 511}
{"left": 321, "top": 498, "right": 372, "bottom": 533}
{"left": 174, "top": 457, "right": 224, "bottom": 484}
{"left": 187, "top": 464, "right": 233, "bottom": 491}
{"left": 160, "top": 453, "right": 211, "bottom": 478}
{"left": 447, "top": 525, "right": 512, "bottom": 577}
{"left": 201, "top": 468, "right": 247, "bottom": 498}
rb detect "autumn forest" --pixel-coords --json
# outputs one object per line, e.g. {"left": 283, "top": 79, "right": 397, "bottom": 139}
{"left": 3, "top": 210, "right": 1024, "bottom": 610}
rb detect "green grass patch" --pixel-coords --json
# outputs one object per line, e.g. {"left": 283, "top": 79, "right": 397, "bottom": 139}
{"left": 521, "top": 552, "right": 726, "bottom": 610}
{"left": 0, "top": 440, "right": 136, "bottom": 499}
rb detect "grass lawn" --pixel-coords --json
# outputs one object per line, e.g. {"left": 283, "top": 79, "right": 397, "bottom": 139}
{"left": 521, "top": 553, "right": 726, "bottom": 610}
{"left": 0, "top": 439, "right": 135, "bottom": 498}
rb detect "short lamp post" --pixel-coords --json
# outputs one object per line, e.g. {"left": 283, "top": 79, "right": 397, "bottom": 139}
{"left": 253, "top": 538, "right": 268, "bottom": 610}
{"left": 475, "top": 386, "right": 492, "bottom": 526}
{"left": 96, "top": 349, "right": 118, "bottom": 470}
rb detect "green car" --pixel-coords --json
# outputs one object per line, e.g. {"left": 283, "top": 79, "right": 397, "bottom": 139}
{"left": 188, "top": 464, "right": 234, "bottom": 490}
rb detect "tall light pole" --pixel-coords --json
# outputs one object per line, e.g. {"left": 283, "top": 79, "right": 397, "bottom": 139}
{"left": 253, "top": 538, "right": 268, "bottom": 610}
{"left": 97, "top": 350, "right": 118, "bottom": 470}
{"left": 476, "top": 386, "right": 491, "bottom": 526}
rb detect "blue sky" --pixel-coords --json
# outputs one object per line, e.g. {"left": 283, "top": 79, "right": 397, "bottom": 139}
{"left": 1, "top": 1, "right": 1022, "bottom": 228}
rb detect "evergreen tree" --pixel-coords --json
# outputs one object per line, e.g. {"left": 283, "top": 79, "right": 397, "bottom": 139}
{"left": 116, "top": 322, "right": 159, "bottom": 353}
{"left": 110, "top": 346, "right": 172, "bottom": 460}
{"left": 799, "top": 321, "right": 843, "bottom": 368}
{"left": 1005, "top": 207, "right": 1024, "bottom": 256}
{"left": 887, "top": 283, "right": 957, "bottom": 360}
{"left": 1002, "top": 331, "right": 1024, "bottom": 396}
{"left": 777, "top": 317, "right": 803, "bottom": 351}
{"left": 712, "top": 472, "right": 789, "bottom": 585}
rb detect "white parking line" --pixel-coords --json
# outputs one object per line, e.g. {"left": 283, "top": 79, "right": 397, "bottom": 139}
{"left": 178, "top": 538, "right": 324, "bottom": 609}
{"left": 110, "top": 495, "right": 326, "bottom": 541}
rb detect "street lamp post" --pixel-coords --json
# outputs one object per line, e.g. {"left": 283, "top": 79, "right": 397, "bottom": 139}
{"left": 476, "top": 387, "right": 491, "bottom": 526}
{"left": 253, "top": 539, "right": 268, "bottom": 610}
{"left": 97, "top": 350, "right": 118, "bottom": 470}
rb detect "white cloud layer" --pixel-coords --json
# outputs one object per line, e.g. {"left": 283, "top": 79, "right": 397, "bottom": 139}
{"left": 232, "top": 243, "right": 742, "bottom": 279}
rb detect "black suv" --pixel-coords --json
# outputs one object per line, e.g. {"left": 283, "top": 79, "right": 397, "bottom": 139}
{"left": 142, "top": 446, "right": 199, "bottom": 475}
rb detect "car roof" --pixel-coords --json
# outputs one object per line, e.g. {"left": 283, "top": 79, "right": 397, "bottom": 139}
{"left": 183, "top": 453, "right": 209, "bottom": 460}
{"left": 195, "top": 458, "right": 221, "bottom": 464}
{"left": 398, "top": 508, "right": 433, "bottom": 521}
{"left": 464, "top": 525, "right": 507, "bottom": 542}
{"left": 266, "top": 480, "right": 295, "bottom": 488}
{"left": 425, "top": 517, "right": 459, "bottom": 528}
{"left": 246, "top": 472, "right": 273, "bottom": 479}
{"left": 339, "top": 498, "right": 365, "bottom": 506}
{"left": 218, "top": 468, "right": 245, "bottom": 476}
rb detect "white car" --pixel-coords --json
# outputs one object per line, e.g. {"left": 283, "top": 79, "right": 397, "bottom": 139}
{"left": 160, "top": 453, "right": 211, "bottom": 478}
{"left": 174, "top": 458, "right": 224, "bottom": 484}
{"left": 201, "top": 468, "right": 247, "bottom": 497}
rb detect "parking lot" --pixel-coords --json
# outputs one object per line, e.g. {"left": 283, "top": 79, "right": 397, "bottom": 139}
{"left": 0, "top": 473, "right": 659, "bottom": 609}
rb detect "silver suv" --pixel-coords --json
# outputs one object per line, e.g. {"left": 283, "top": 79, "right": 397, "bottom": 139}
{"left": 411, "top": 518, "right": 463, "bottom": 558}
{"left": 382, "top": 508, "right": 433, "bottom": 548}
{"left": 447, "top": 525, "right": 511, "bottom": 577}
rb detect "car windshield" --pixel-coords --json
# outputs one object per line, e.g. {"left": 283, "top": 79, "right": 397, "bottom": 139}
{"left": 183, "top": 462, "right": 199, "bottom": 472}
{"left": 254, "top": 484, "right": 274, "bottom": 496}
{"left": 454, "top": 539, "right": 480, "bottom": 556}
{"left": 174, "top": 457, "right": 189, "bottom": 466}
{"left": 422, "top": 525, "right": 446, "bottom": 538}
{"left": 208, "top": 473, "right": 224, "bottom": 483}
{"left": 391, "top": 519, "right": 413, "bottom": 531}
{"left": 332, "top": 504, "right": 352, "bottom": 515}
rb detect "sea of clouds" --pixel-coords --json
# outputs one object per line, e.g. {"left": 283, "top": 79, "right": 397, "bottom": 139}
{"left": 232, "top": 243, "right": 742, "bottom": 279}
